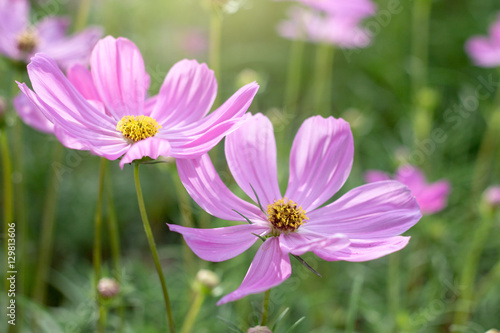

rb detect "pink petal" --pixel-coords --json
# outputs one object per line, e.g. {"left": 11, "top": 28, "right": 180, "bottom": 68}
{"left": 285, "top": 116, "right": 354, "bottom": 211}
{"left": 217, "top": 237, "right": 291, "bottom": 305}
{"left": 298, "top": 0, "right": 376, "bottom": 19}
{"left": 150, "top": 59, "right": 217, "bottom": 127}
{"left": 90, "top": 36, "right": 147, "bottom": 119}
{"left": 167, "top": 223, "right": 268, "bottom": 262}
{"left": 118, "top": 137, "right": 171, "bottom": 169}
{"left": 67, "top": 64, "right": 100, "bottom": 101}
{"left": 279, "top": 232, "right": 349, "bottom": 256}
{"left": 465, "top": 36, "right": 500, "bottom": 68}
{"left": 13, "top": 93, "right": 54, "bottom": 134}
{"left": 35, "top": 16, "right": 69, "bottom": 44}
{"left": 176, "top": 153, "right": 265, "bottom": 222}
{"left": 364, "top": 170, "right": 392, "bottom": 183}
{"left": 0, "top": 0, "right": 29, "bottom": 59}
{"left": 305, "top": 181, "right": 421, "bottom": 238}
{"left": 225, "top": 113, "right": 281, "bottom": 206}
{"left": 314, "top": 236, "right": 410, "bottom": 262}
{"left": 41, "top": 26, "right": 102, "bottom": 71}
{"left": 416, "top": 180, "right": 451, "bottom": 215}
{"left": 395, "top": 165, "right": 427, "bottom": 194}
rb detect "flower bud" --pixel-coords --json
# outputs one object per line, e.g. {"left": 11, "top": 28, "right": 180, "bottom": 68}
{"left": 484, "top": 186, "right": 500, "bottom": 208}
{"left": 97, "top": 278, "right": 120, "bottom": 298}
{"left": 247, "top": 326, "right": 272, "bottom": 333}
{"left": 485, "top": 330, "right": 499, "bottom": 333}
{"left": 0, "top": 96, "right": 6, "bottom": 117}
{"left": 196, "top": 269, "right": 220, "bottom": 289}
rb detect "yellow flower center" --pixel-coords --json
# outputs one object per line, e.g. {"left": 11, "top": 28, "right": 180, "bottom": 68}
{"left": 267, "top": 198, "right": 308, "bottom": 233}
{"left": 116, "top": 115, "right": 161, "bottom": 143}
{"left": 16, "top": 29, "right": 38, "bottom": 53}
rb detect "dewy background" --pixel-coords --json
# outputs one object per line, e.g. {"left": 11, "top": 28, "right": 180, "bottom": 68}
{"left": 0, "top": 0, "right": 499, "bottom": 332}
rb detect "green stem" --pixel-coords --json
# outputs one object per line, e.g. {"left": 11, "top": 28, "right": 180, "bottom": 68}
{"left": 209, "top": 11, "right": 222, "bottom": 108}
{"left": 180, "top": 290, "right": 206, "bottom": 333}
{"left": 1, "top": 130, "right": 13, "bottom": 297}
{"left": 261, "top": 289, "right": 271, "bottom": 326}
{"left": 74, "top": 0, "right": 92, "bottom": 31}
{"left": 346, "top": 275, "right": 364, "bottom": 333}
{"left": 452, "top": 207, "right": 496, "bottom": 327}
{"left": 387, "top": 253, "right": 400, "bottom": 333}
{"left": 94, "top": 158, "right": 107, "bottom": 333}
{"left": 312, "top": 43, "right": 335, "bottom": 117}
{"left": 134, "top": 163, "right": 176, "bottom": 332}
{"left": 33, "top": 143, "right": 64, "bottom": 304}
{"left": 284, "top": 39, "right": 305, "bottom": 115}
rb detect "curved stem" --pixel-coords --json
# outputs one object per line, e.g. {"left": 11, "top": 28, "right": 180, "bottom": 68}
{"left": 134, "top": 163, "right": 176, "bottom": 332}
{"left": 33, "top": 142, "right": 64, "bottom": 304}
{"left": 284, "top": 39, "right": 305, "bottom": 116}
{"left": 180, "top": 290, "right": 205, "bottom": 333}
{"left": 209, "top": 11, "right": 222, "bottom": 108}
{"left": 94, "top": 158, "right": 107, "bottom": 332}
{"left": 261, "top": 289, "right": 271, "bottom": 326}
{"left": 312, "top": 43, "right": 335, "bottom": 117}
{"left": 75, "top": 0, "right": 92, "bottom": 31}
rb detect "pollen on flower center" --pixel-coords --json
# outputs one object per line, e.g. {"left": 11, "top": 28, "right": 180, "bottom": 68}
{"left": 16, "top": 30, "right": 39, "bottom": 53}
{"left": 116, "top": 115, "right": 161, "bottom": 142}
{"left": 267, "top": 198, "right": 308, "bottom": 233}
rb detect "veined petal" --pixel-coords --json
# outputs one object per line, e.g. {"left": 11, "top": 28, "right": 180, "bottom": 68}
{"left": 285, "top": 116, "right": 354, "bottom": 211}
{"left": 313, "top": 236, "right": 410, "bottom": 262}
{"left": 217, "top": 237, "right": 291, "bottom": 305}
{"left": 13, "top": 93, "right": 54, "bottom": 134}
{"left": 279, "top": 232, "right": 349, "bottom": 256}
{"left": 167, "top": 223, "right": 268, "bottom": 262}
{"left": 150, "top": 59, "right": 217, "bottom": 127}
{"left": 118, "top": 137, "right": 171, "bottom": 169}
{"left": 176, "top": 154, "right": 265, "bottom": 222}
{"left": 90, "top": 36, "right": 147, "bottom": 118}
{"left": 365, "top": 170, "right": 391, "bottom": 183}
{"left": 305, "top": 181, "right": 421, "bottom": 239}
{"left": 67, "top": 64, "right": 100, "bottom": 101}
{"left": 225, "top": 113, "right": 281, "bottom": 205}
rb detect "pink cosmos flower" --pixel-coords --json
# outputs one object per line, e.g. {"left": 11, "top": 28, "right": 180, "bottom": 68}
{"left": 277, "top": 5, "right": 371, "bottom": 48}
{"left": 465, "top": 14, "right": 500, "bottom": 67}
{"left": 293, "top": 0, "right": 376, "bottom": 19}
{"left": 484, "top": 186, "right": 500, "bottom": 207}
{"left": 18, "top": 36, "right": 259, "bottom": 168}
{"left": 365, "top": 165, "right": 451, "bottom": 215}
{"left": 168, "top": 113, "right": 422, "bottom": 305}
{"left": 0, "top": 0, "right": 102, "bottom": 69}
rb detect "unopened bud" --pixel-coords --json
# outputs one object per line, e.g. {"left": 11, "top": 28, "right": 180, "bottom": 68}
{"left": 236, "top": 68, "right": 262, "bottom": 90}
{"left": 247, "top": 326, "right": 272, "bottom": 333}
{"left": 484, "top": 186, "right": 500, "bottom": 208}
{"left": 485, "top": 330, "right": 499, "bottom": 333}
{"left": 97, "top": 278, "right": 120, "bottom": 298}
{"left": 0, "top": 96, "right": 6, "bottom": 116}
{"left": 196, "top": 269, "right": 220, "bottom": 289}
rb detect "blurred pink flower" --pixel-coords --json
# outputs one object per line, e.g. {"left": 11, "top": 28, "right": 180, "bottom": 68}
{"left": 484, "top": 186, "right": 500, "bottom": 207}
{"left": 365, "top": 165, "right": 451, "bottom": 215}
{"left": 465, "top": 14, "right": 500, "bottom": 67}
{"left": 295, "top": 0, "right": 376, "bottom": 19}
{"left": 277, "top": 5, "right": 372, "bottom": 48}
{"left": 0, "top": 0, "right": 102, "bottom": 69}
{"left": 18, "top": 36, "right": 259, "bottom": 168}
{"left": 179, "top": 28, "right": 208, "bottom": 57}
{"left": 169, "top": 113, "right": 421, "bottom": 305}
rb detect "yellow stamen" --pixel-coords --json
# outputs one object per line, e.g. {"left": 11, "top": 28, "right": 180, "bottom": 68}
{"left": 116, "top": 115, "right": 161, "bottom": 143}
{"left": 16, "top": 30, "right": 38, "bottom": 53}
{"left": 267, "top": 198, "right": 308, "bottom": 233}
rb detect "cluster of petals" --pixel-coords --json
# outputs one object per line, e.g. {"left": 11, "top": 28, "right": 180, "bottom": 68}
{"left": 276, "top": 0, "right": 375, "bottom": 48}
{"left": 465, "top": 13, "right": 500, "bottom": 67}
{"left": 365, "top": 165, "right": 451, "bottom": 215}
{"left": 168, "top": 113, "right": 422, "bottom": 305}
{"left": 0, "top": 0, "right": 102, "bottom": 68}
{"left": 18, "top": 36, "right": 259, "bottom": 168}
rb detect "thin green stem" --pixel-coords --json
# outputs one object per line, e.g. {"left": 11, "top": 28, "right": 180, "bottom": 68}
{"left": 346, "top": 275, "right": 364, "bottom": 333}
{"left": 387, "top": 253, "right": 400, "bottom": 333}
{"left": 284, "top": 39, "right": 305, "bottom": 116}
{"left": 261, "top": 289, "right": 271, "bottom": 326}
{"left": 312, "top": 43, "right": 335, "bottom": 117}
{"left": 134, "top": 164, "right": 176, "bottom": 332}
{"left": 180, "top": 290, "right": 206, "bottom": 333}
{"left": 209, "top": 11, "right": 222, "bottom": 108}
{"left": 33, "top": 143, "right": 64, "bottom": 304}
{"left": 94, "top": 158, "right": 107, "bottom": 333}
{"left": 452, "top": 207, "right": 496, "bottom": 327}
{"left": 74, "top": 0, "right": 92, "bottom": 31}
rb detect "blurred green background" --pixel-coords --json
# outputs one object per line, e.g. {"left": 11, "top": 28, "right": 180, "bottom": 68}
{"left": 1, "top": 0, "right": 500, "bottom": 332}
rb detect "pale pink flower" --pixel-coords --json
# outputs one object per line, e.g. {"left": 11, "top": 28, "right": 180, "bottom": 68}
{"left": 277, "top": 5, "right": 371, "bottom": 48}
{"left": 0, "top": 0, "right": 102, "bottom": 69}
{"left": 18, "top": 36, "right": 259, "bottom": 168}
{"left": 465, "top": 14, "right": 500, "bottom": 67}
{"left": 169, "top": 113, "right": 421, "bottom": 305}
{"left": 484, "top": 186, "right": 500, "bottom": 207}
{"left": 365, "top": 165, "right": 451, "bottom": 215}
{"left": 295, "top": 0, "right": 376, "bottom": 19}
